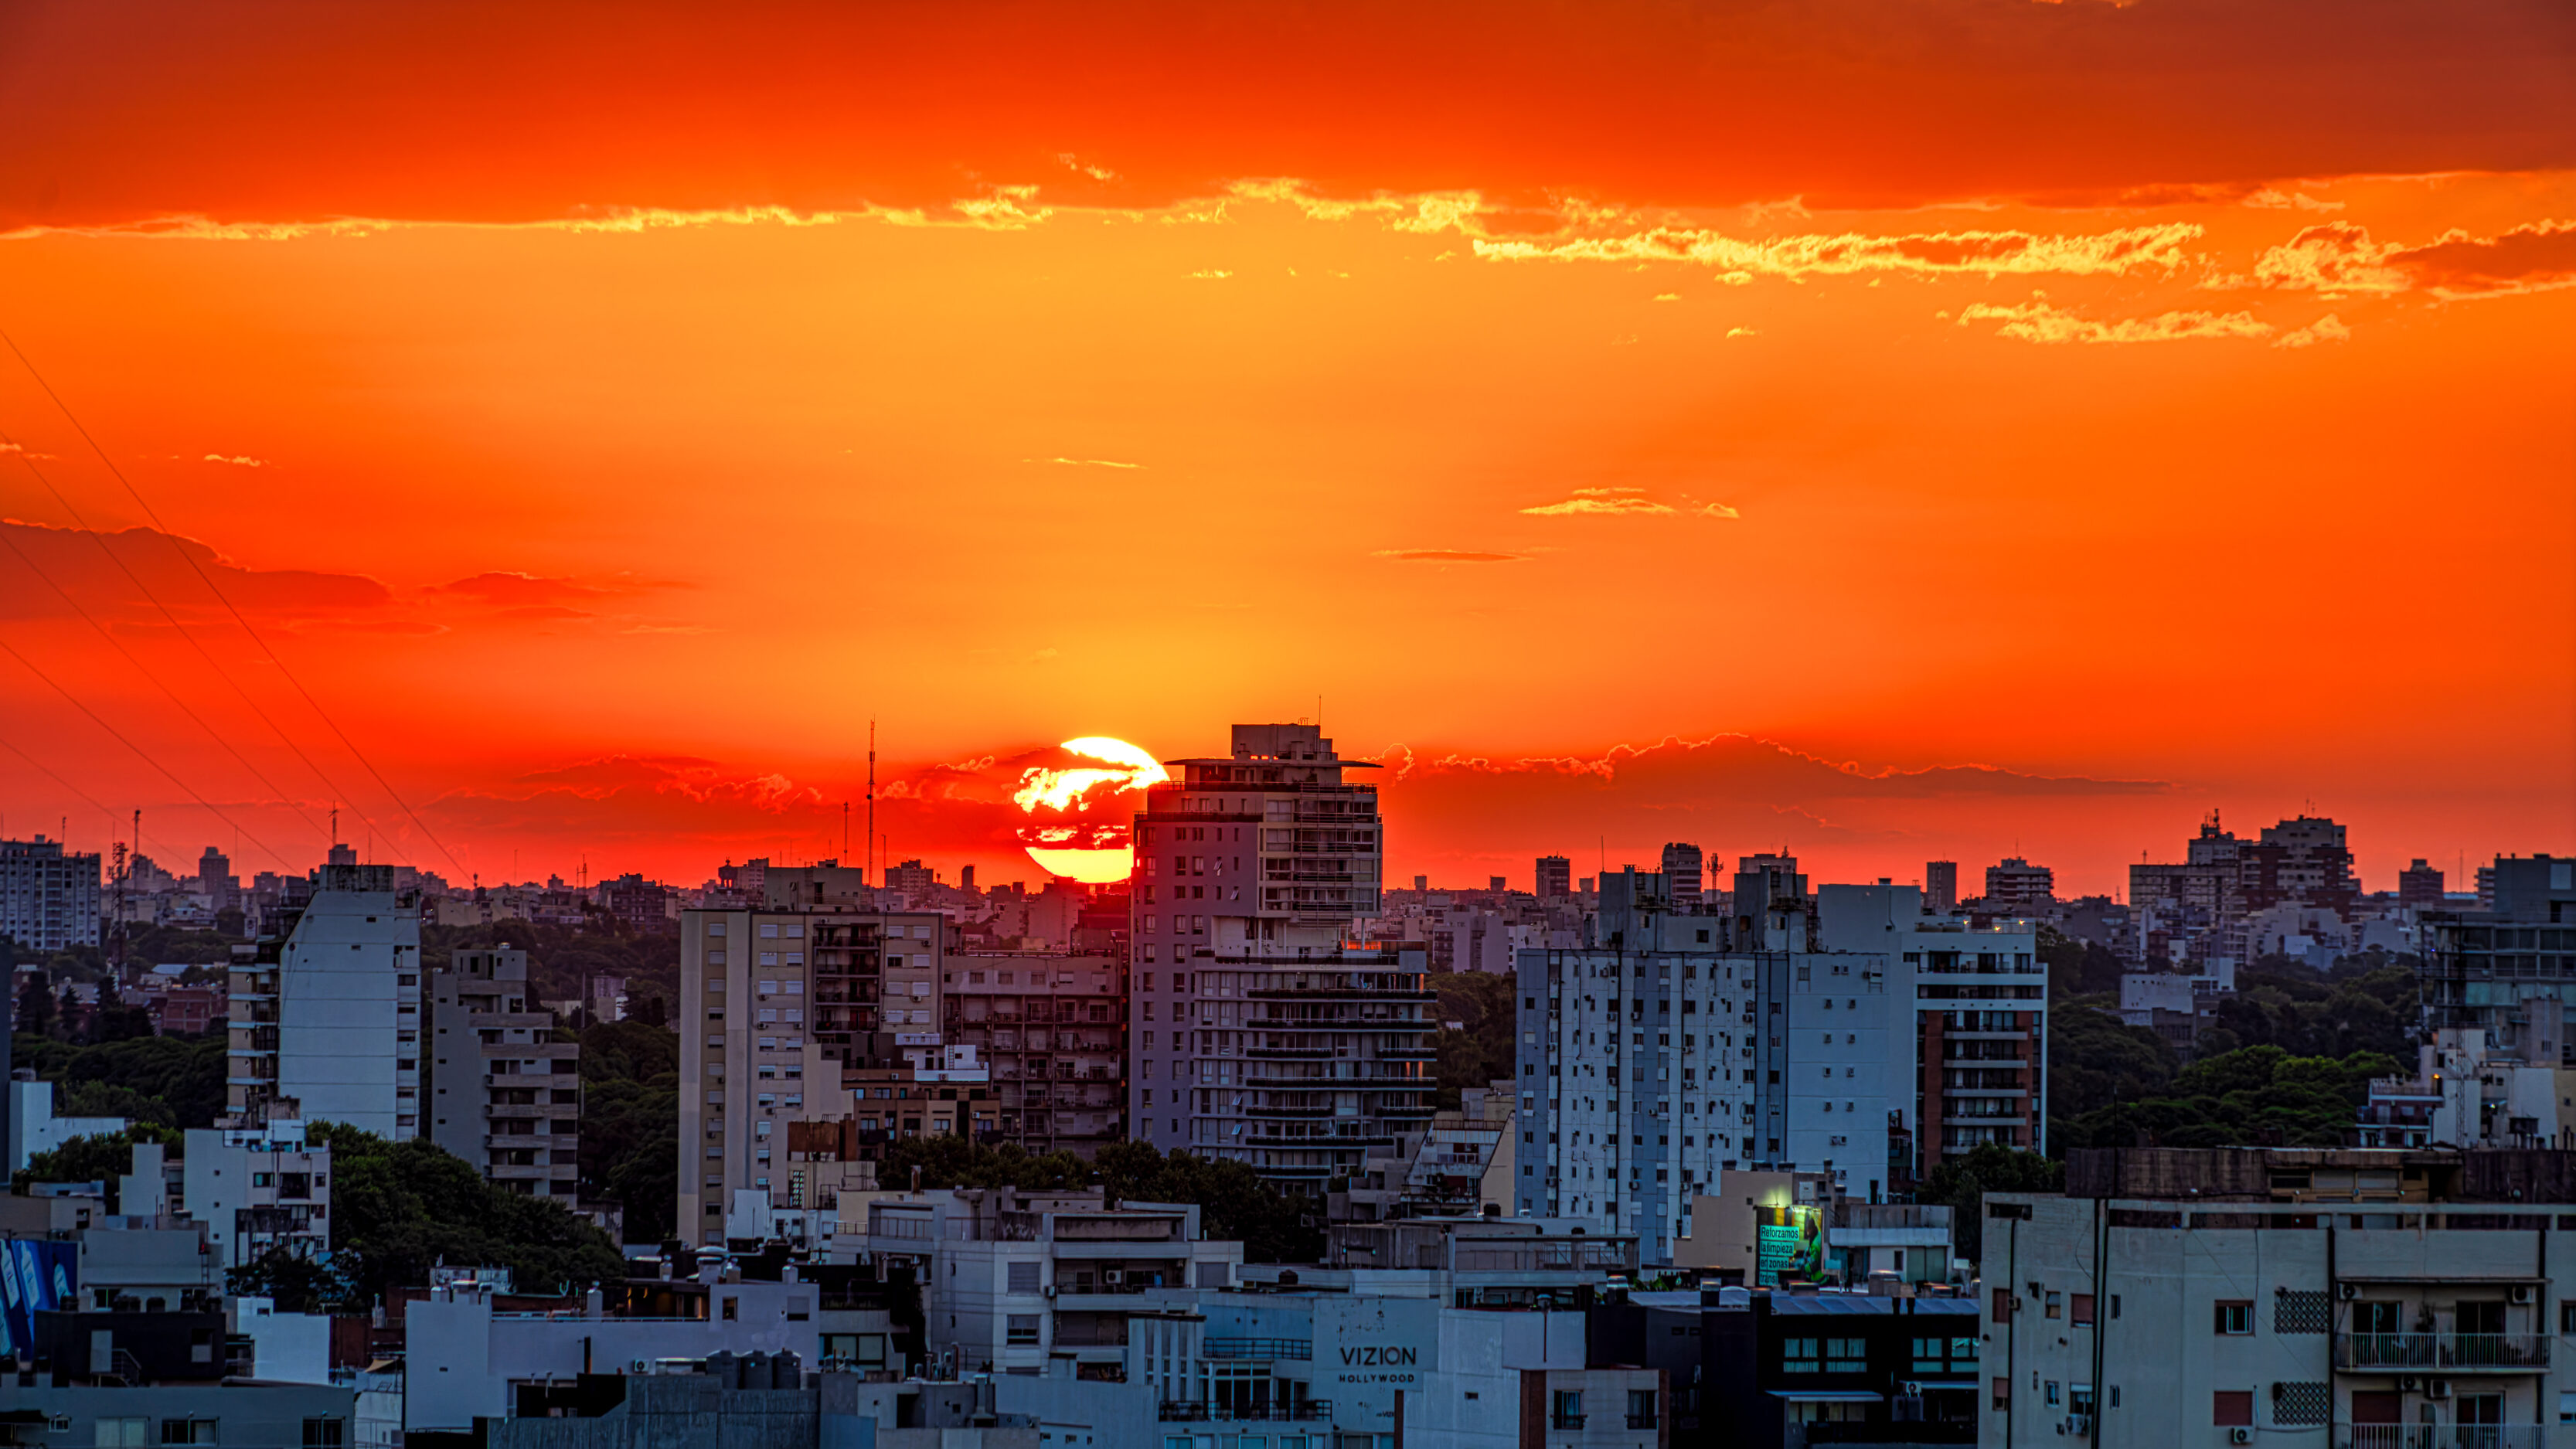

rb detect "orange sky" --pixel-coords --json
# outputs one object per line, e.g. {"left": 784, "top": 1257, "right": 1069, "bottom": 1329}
{"left": 0, "top": 1, "right": 2570, "bottom": 897}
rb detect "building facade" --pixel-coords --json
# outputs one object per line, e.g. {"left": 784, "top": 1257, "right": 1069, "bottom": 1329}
{"left": 1986, "top": 1173, "right": 2574, "bottom": 1449}
{"left": 941, "top": 951, "right": 1127, "bottom": 1156}
{"left": 1127, "top": 725, "right": 1435, "bottom": 1191}
{"left": 0, "top": 835, "right": 101, "bottom": 952}
{"left": 1515, "top": 872, "right": 2042, "bottom": 1260}
{"left": 425, "top": 947, "right": 580, "bottom": 1198}
{"left": 679, "top": 906, "right": 948, "bottom": 1240}
{"left": 226, "top": 864, "right": 421, "bottom": 1138}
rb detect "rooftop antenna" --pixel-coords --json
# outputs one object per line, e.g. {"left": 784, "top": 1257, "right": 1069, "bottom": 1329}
{"left": 866, "top": 720, "right": 876, "bottom": 886}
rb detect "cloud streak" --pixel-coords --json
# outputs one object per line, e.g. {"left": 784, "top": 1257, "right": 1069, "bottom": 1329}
{"left": 1957, "top": 299, "right": 2274, "bottom": 345}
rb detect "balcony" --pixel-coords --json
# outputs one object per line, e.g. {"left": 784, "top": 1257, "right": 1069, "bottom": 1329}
{"left": 1158, "top": 1402, "right": 1331, "bottom": 1423}
{"left": 2333, "top": 1335, "right": 2550, "bottom": 1372}
{"left": 2336, "top": 1428, "right": 2551, "bottom": 1449}
{"left": 1550, "top": 1417, "right": 1586, "bottom": 1430}
{"left": 1202, "top": 1338, "right": 1312, "bottom": 1361}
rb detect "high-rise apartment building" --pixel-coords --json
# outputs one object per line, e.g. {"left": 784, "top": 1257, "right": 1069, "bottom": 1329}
{"left": 1659, "top": 843, "right": 1706, "bottom": 912}
{"left": 424, "top": 947, "right": 580, "bottom": 1198}
{"left": 2398, "top": 857, "right": 2447, "bottom": 911}
{"left": 1515, "top": 865, "right": 2042, "bottom": 1263}
{"left": 941, "top": 951, "right": 1127, "bottom": 1155}
{"left": 1536, "top": 855, "right": 1572, "bottom": 900}
{"left": 0, "top": 836, "right": 100, "bottom": 952}
{"left": 1982, "top": 858, "right": 2056, "bottom": 914}
{"left": 1924, "top": 861, "right": 1958, "bottom": 914}
{"left": 1128, "top": 724, "right": 1434, "bottom": 1191}
{"left": 679, "top": 905, "right": 948, "bottom": 1240}
{"left": 226, "top": 864, "right": 422, "bottom": 1137}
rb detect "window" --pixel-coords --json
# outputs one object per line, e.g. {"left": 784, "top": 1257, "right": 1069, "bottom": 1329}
{"left": 1008, "top": 1261, "right": 1040, "bottom": 1293}
{"left": 301, "top": 1421, "right": 345, "bottom": 1449}
{"left": 1625, "top": 1389, "right": 1657, "bottom": 1430}
{"left": 1992, "top": 1379, "right": 2009, "bottom": 1412}
{"left": 2214, "top": 1392, "right": 2254, "bottom": 1427}
{"left": 721, "top": 1296, "right": 738, "bottom": 1321}
{"left": 2563, "top": 1301, "right": 2576, "bottom": 1335}
{"left": 2071, "top": 1294, "right": 2096, "bottom": 1328}
{"left": 1912, "top": 1338, "right": 1947, "bottom": 1373}
{"left": 2045, "top": 1291, "right": 2062, "bottom": 1319}
{"left": 2044, "top": 1382, "right": 2060, "bottom": 1406}
{"left": 158, "top": 1423, "right": 217, "bottom": 1446}
{"left": 1992, "top": 1288, "right": 2015, "bottom": 1321}
{"left": 2215, "top": 1301, "right": 2252, "bottom": 1335}
{"left": 1783, "top": 1338, "right": 1820, "bottom": 1373}
{"left": 1007, "top": 1315, "right": 1041, "bottom": 1345}
{"left": 1825, "top": 1338, "right": 1866, "bottom": 1372}
{"left": 97, "top": 1423, "right": 150, "bottom": 1449}
{"left": 1550, "top": 1390, "right": 1585, "bottom": 1429}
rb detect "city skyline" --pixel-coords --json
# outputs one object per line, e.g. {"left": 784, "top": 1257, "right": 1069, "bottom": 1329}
{"left": 0, "top": 5, "right": 2567, "bottom": 897}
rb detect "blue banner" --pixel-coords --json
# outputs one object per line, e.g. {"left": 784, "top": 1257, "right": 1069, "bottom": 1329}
{"left": 0, "top": 1239, "right": 77, "bottom": 1359}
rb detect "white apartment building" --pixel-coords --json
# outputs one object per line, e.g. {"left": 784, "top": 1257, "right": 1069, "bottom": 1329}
{"left": 1128, "top": 724, "right": 1435, "bottom": 1192}
{"left": 0, "top": 835, "right": 100, "bottom": 952}
{"left": 1987, "top": 1182, "right": 2571, "bottom": 1449}
{"left": 226, "top": 864, "right": 422, "bottom": 1137}
{"left": 1516, "top": 869, "right": 2043, "bottom": 1262}
{"left": 857, "top": 1187, "right": 1242, "bottom": 1379}
{"left": 679, "top": 906, "right": 947, "bottom": 1242}
{"left": 177, "top": 1118, "right": 331, "bottom": 1270}
{"left": 426, "top": 947, "right": 580, "bottom": 1198}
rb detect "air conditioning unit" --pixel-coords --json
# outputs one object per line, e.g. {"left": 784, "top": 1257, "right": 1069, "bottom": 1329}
{"left": 2230, "top": 1430, "right": 2253, "bottom": 1445}
{"left": 2338, "top": 1283, "right": 2360, "bottom": 1300}
{"left": 1900, "top": 1383, "right": 1921, "bottom": 1396}
{"left": 2510, "top": 1285, "right": 2535, "bottom": 1304}
{"left": 631, "top": 1359, "right": 650, "bottom": 1374}
{"left": 2429, "top": 1381, "right": 2452, "bottom": 1400}
{"left": 2399, "top": 1379, "right": 2421, "bottom": 1393}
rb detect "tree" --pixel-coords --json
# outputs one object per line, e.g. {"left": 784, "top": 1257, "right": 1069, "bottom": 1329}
{"left": 2037, "top": 925, "right": 2125, "bottom": 1002}
{"left": 13, "top": 1126, "right": 179, "bottom": 1211}
{"left": 577, "top": 1019, "right": 679, "bottom": 1244}
{"left": 2057, "top": 1045, "right": 2400, "bottom": 1151}
{"left": 1919, "top": 1145, "right": 2063, "bottom": 1269}
{"left": 1429, "top": 967, "right": 1516, "bottom": 1108}
{"left": 2044, "top": 1005, "right": 2177, "bottom": 1143}
{"left": 227, "top": 1247, "right": 349, "bottom": 1313}
{"left": 14, "top": 975, "right": 55, "bottom": 1038}
{"left": 310, "top": 1121, "right": 628, "bottom": 1307}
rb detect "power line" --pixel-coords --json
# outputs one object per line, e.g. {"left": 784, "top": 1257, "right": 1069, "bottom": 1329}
{"left": 0, "top": 493, "right": 335, "bottom": 848}
{"left": 0, "top": 631, "right": 291, "bottom": 869}
{"left": 1, "top": 428, "right": 397, "bottom": 859}
{"left": 0, "top": 325, "right": 468, "bottom": 878}
{"left": 0, "top": 726, "right": 189, "bottom": 867}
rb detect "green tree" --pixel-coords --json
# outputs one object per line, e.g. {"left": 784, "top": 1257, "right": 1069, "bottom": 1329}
{"left": 1919, "top": 1144, "right": 2063, "bottom": 1269}
{"left": 311, "top": 1121, "right": 628, "bottom": 1307}
{"left": 1429, "top": 967, "right": 1516, "bottom": 1107}
{"left": 227, "top": 1247, "right": 349, "bottom": 1313}
{"left": 15, "top": 974, "right": 56, "bottom": 1038}
{"left": 13, "top": 1126, "right": 179, "bottom": 1211}
{"left": 576, "top": 1019, "right": 680, "bottom": 1244}
{"left": 2043, "top": 1005, "right": 2177, "bottom": 1142}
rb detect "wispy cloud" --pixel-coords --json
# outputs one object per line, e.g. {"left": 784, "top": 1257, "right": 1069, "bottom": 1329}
{"left": 203, "top": 454, "right": 265, "bottom": 467}
{"left": 2271, "top": 314, "right": 2352, "bottom": 349}
{"left": 1373, "top": 549, "right": 1527, "bottom": 563}
{"left": 1027, "top": 457, "right": 1143, "bottom": 469}
{"left": 2243, "top": 189, "right": 2345, "bottom": 213}
{"left": 1956, "top": 299, "right": 2272, "bottom": 345}
{"left": 1190, "top": 268, "right": 1233, "bottom": 280}
{"left": 1476, "top": 221, "right": 2204, "bottom": 282}
{"left": 1522, "top": 488, "right": 1676, "bottom": 517}
{"left": 2243, "top": 219, "right": 2576, "bottom": 299}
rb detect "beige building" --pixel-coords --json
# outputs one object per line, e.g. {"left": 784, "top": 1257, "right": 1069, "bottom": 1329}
{"left": 1676, "top": 1168, "right": 1836, "bottom": 1283}
{"left": 424, "top": 947, "right": 579, "bottom": 1199}
{"left": 679, "top": 905, "right": 948, "bottom": 1243}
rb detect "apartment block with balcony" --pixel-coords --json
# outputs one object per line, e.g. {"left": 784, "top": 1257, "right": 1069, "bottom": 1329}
{"left": 857, "top": 1187, "right": 1242, "bottom": 1380}
{"left": 0, "top": 835, "right": 101, "bottom": 952}
{"left": 680, "top": 906, "right": 948, "bottom": 1242}
{"left": 942, "top": 951, "right": 1127, "bottom": 1156}
{"left": 1985, "top": 1151, "right": 2576, "bottom": 1449}
{"left": 177, "top": 1117, "right": 332, "bottom": 1270}
{"left": 425, "top": 947, "right": 580, "bottom": 1198}
{"left": 226, "top": 864, "right": 421, "bottom": 1138}
{"left": 1128, "top": 724, "right": 1436, "bottom": 1192}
